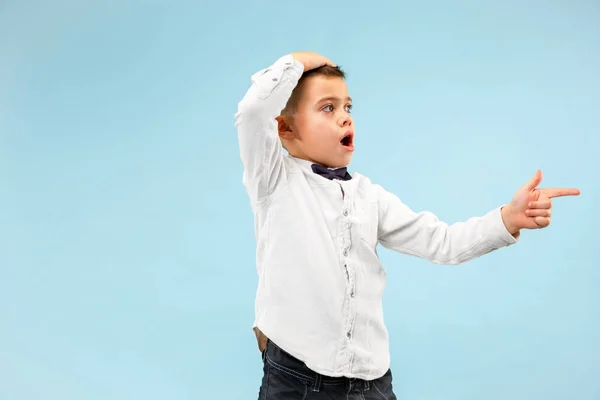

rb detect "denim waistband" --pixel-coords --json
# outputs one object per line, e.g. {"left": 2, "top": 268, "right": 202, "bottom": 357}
{"left": 263, "top": 339, "right": 373, "bottom": 393}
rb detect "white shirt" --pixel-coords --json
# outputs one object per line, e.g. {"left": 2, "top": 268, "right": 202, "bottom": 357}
{"left": 234, "top": 54, "right": 518, "bottom": 380}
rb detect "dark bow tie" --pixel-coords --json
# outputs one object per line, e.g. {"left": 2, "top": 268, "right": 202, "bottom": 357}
{"left": 311, "top": 164, "right": 352, "bottom": 181}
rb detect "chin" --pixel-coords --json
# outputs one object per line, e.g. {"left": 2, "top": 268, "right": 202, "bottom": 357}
{"left": 332, "top": 156, "right": 353, "bottom": 168}
{"left": 341, "top": 154, "right": 354, "bottom": 166}
{"left": 312, "top": 153, "right": 353, "bottom": 169}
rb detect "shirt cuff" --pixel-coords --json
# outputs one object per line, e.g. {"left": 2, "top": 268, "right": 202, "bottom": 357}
{"left": 251, "top": 54, "right": 303, "bottom": 84}
{"left": 280, "top": 54, "right": 305, "bottom": 80}
{"left": 249, "top": 54, "right": 304, "bottom": 101}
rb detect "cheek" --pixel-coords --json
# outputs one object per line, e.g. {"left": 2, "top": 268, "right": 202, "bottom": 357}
{"left": 312, "top": 115, "right": 336, "bottom": 133}
{"left": 311, "top": 124, "right": 336, "bottom": 146}
{"left": 298, "top": 114, "right": 336, "bottom": 146}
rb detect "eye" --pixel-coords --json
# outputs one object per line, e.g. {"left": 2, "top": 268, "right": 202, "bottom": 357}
{"left": 322, "top": 104, "right": 334, "bottom": 112}
{"left": 345, "top": 104, "right": 353, "bottom": 113}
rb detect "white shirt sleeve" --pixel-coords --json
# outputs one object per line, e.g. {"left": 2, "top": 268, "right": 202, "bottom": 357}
{"left": 375, "top": 184, "right": 518, "bottom": 265}
{"left": 234, "top": 54, "right": 305, "bottom": 205}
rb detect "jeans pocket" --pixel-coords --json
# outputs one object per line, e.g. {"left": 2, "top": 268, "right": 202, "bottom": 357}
{"left": 371, "top": 369, "right": 397, "bottom": 400}
{"left": 259, "top": 361, "right": 309, "bottom": 400}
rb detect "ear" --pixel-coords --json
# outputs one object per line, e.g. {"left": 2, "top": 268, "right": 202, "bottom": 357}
{"left": 276, "top": 115, "right": 295, "bottom": 141}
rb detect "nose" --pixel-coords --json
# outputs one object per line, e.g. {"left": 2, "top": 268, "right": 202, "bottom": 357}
{"left": 338, "top": 112, "right": 352, "bottom": 127}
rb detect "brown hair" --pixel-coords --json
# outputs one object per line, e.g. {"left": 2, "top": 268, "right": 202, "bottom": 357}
{"left": 281, "top": 65, "right": 346, "bottom": 116}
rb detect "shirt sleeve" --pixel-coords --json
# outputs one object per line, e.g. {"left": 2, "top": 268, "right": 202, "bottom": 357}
{"left": 375, "top": 185, "right": 519, "bottom": 265}
{"left": 234, "top": 54, "right": 305, "bottom": 205}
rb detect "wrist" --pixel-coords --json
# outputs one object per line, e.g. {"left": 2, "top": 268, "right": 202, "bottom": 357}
{"left": 291, "top": 53, "right": 307, "bottom": 71}
{"left": 501, "top": 204, "right": 520, "bottom": 236}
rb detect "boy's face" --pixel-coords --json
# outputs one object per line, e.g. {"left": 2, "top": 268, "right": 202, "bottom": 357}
{"left": 279, "top": 75, "right": 354, "bottom": 168}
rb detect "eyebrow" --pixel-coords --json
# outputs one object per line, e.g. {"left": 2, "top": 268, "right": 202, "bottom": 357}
{"left": 316, "top": 96, "right": 352, "bottom": 104}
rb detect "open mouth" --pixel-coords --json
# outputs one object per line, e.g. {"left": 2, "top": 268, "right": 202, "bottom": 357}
{"left": 340, "top": 132, "right": 354, "bottom": 150}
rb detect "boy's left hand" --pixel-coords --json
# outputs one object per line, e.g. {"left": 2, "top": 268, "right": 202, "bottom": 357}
{"left": 501, "top": 170, "right": 580, "bottom": 235}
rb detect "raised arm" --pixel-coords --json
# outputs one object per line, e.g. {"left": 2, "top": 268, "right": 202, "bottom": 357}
{"left": 235, "top": 52, "right": 335, "bottom": 204}
{"left": 235, "top": 54, "right": 303, "bottom": 204}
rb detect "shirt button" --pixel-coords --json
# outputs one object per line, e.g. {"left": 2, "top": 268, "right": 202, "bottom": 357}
{"left": 347, "top": 331, "right": 352, "bottom": 339}
{"left": 350, "top": 290, "right": 355, "bottom": 298}
{"left": 343, "top": 249, "right": 348, "bottom": 257}
{"left": 343, "top": 209, "right": 348, "bottom": 216}
{"left": 272, "top": 77, "right": 278, "bottom": 81}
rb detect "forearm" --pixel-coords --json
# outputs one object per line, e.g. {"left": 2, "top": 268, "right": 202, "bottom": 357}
{"left": 377, "top": 187, "right": 518, "bottom": 265}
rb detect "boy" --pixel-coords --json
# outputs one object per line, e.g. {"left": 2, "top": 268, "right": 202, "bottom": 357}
{"left": 234, "top": 52, "right": 579, "bottom": 399}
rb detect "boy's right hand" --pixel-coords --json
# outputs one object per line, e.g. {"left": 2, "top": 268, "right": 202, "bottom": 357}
{"left": 292, "top": 52, "right": 336, "bottom": 72}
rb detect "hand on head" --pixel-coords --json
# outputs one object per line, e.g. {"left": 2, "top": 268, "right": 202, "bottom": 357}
{"left": 292, "top": 52, "right": 336, "bottom": 72}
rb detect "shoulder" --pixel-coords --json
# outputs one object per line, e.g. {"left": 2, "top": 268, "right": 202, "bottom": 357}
{"left": 350, "top": 171, "right": 385, "bottom": 191}
{"left": 350, "top": 172, "right": 389, "bottom": 201}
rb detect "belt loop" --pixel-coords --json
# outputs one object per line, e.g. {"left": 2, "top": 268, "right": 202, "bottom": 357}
{"left": 312, "top": 373, "right": 322, "bottom": 392}
{"left": 364, "top": 380, "right": 370, "bottom": 391}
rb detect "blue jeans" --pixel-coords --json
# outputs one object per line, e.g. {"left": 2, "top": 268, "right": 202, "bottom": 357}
{"left": 258, "top": 340, "right": 398, "bottom": 399}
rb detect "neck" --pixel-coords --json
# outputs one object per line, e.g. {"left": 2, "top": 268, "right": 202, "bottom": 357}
{"left": 294, "top": 156, "right": 346, "bottom": 169}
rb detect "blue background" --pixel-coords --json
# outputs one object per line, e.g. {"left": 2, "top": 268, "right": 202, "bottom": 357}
{"left": 1, "top": 1, "right": 598, "bottom": 399}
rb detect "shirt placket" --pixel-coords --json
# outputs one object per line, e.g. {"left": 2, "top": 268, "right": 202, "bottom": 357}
{"left": 338, "top": 181, "right": 356, "bottom": 373}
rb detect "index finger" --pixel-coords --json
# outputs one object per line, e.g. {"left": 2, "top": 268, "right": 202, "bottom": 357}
{"left": 540, "top": 188, "right": 581, "bottom": 198}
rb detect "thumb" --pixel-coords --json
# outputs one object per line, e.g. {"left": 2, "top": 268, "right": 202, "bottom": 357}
{"left": 524, "top": 169, "right": 543, "bottom": 191}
